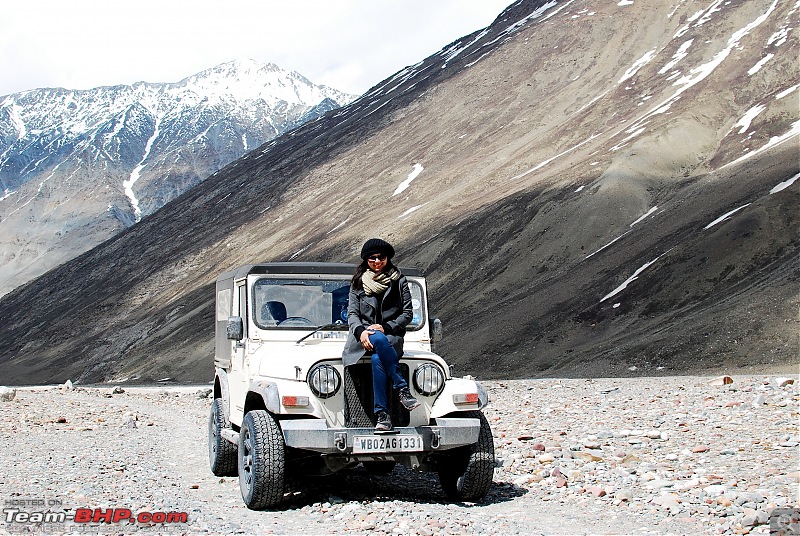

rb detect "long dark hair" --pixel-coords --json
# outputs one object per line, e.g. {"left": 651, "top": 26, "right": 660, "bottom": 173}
{"left": 351, "top": 259, "right": 395, "bottom": 290}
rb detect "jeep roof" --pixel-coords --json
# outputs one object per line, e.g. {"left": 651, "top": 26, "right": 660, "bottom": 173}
{"left": 216, "top": 262, "right": 424, "bottom": 282}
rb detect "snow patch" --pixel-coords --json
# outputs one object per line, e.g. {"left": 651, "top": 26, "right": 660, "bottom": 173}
{"left": 585, "top": 231, "right": 632, "bottom": 260}
{"left": 703, "top": 204, "right": 751, "bottom": 230}
{"left": 393, "top": 164, "right": 424, "bottom": 196}
{"left": 659, "top": 40, "right": 693, "bottom": 74}
{"left": 601, "top": 254, "right": 665, "bottom": 302}
{"left": 124, "top": 115, "right": 162, "bottom": 223}
{"left": 733, "top": 105, "right": 766, "bottom": 134}
{"left": 327, "top": 218, "right": 350, "bottom": 234}
{"left": 775, "top": 85, "right": 798, "bottom": 99}
{"left": 399, "top": 203, "right": 428, "bottom": 219}
{"left": 723, "top": 120, "right": 800, "bottom": 169}
{"left": 769, "top": 172, "right": 799, "bottom": 194}
{"left": 630, "top": 207, "right": 658, "bottom": 227}
{"left": 511, "top": 134, "right": 599, "bottom": 180}
{"left": 747, "top": 54, "right": 774, "bottom": 75}
{"left": 619, "top": 50, "right": 658, "bottom": 84}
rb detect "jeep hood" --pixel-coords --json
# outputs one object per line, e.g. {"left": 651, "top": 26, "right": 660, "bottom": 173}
{"left": 251, "top": 339, "right": 447, "bottom": 381}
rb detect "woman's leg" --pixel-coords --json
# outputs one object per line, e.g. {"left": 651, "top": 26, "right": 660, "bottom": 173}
{"left": 369, "top": 332, "right": 409, "bottom": 414}
{"left": 369, "top": 332, "right": 408, "bottom": 389}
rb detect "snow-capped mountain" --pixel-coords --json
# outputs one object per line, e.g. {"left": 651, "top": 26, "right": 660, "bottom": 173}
{"left": 0, "top": 0, "right": 797, "bottom": 385}
{"left": 0, "top": 59, "right": 356, "bottom": 295}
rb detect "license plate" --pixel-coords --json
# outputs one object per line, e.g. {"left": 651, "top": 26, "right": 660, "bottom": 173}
{"left": 352, "top": 434, "right": 423, "bottom": 453}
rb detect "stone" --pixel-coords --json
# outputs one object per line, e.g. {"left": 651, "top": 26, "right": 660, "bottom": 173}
{"left": 572, "top": 451, "right": 603, "bottom": 462}
{"left": 774, "top": 377, "right": 795, "bottom": 387}
{"left": 647, "top": 479, "right": 675, "bottom": 489}
{"left": 538, "top": 452, "right": 555, "bottom": 463}
{"left": 532, "top": 443, "right": 546, "bottom": 451}
{"left": 589, "top": 486, "right": 606, "bottom": 497}
{"left": 704, "top": 484, "right": 727, "bottom": 496}
{"left": 652, "top": 494, "right": 681, "bottom": 509}
{"left": 751, "top": 394, "right": 767, "bottom": 406}
{"left": 615, "top": 489, "right": 634, "bottom": 502}
{"left": 0, "top": 386, "right": 16, "bottom": 401}
{"left": 692, "top": 445, "right": 710, "bottom": 453}
{"left": 61, "top": 380, "right": 74, "bottom": 391}
{"left": 709, "top": 375, "right": 734, "bottom": 386}
{"left": 716, "top": 496, "right": 733, "bottom": 507}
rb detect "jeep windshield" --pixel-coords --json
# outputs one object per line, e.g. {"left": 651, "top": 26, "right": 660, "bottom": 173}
{"left": 251, "top": 276, "right": 425, "bottom": 331}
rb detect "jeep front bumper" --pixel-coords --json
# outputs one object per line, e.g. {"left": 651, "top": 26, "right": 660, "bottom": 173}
{"left": 279, "top": 417, "right": 480, "bottom": 454}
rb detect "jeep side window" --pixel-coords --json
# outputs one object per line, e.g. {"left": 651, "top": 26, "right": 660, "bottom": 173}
{"left": 408, "top": 282, "right": 425, "bottom": 330}
{"left": 237, "top": 282, "right": 247, "bottom": 339}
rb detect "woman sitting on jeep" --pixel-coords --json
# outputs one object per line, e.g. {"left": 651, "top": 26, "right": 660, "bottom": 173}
{"left": 341, "top": 238, "right": 420, "bottom": 432}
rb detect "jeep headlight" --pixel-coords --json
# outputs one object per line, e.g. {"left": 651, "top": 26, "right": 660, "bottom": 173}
{"left": 307, "top": 364, "right": 341, "bottom": 398}
{"left": 413, "top": 363, "right": 445, "bottom": 396}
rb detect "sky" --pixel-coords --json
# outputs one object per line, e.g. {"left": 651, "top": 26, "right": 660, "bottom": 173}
{"left": 0, "top": 0, "right": 513, "bottom": 98}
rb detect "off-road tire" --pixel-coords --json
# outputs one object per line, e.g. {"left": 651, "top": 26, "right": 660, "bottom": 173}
{"left": 437, "top": 410, "right": 495, "bottom": 501}
{"left": 238, "top": 410, "right": 285, "bottom": 509}
{"left": 208, "top": 398, "right": 237, "bottom": 476}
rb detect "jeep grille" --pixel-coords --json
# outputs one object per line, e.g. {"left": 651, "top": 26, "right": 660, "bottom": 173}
{"left": 343, "top": 363, "right": 411, "bottom": 428}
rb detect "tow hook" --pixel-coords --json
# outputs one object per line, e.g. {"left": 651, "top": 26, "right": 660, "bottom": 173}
{"left": 430, "top": 428, "right": 441, "bottom": 449}
{"left": 334, "top": 432, "right": 347, "bottom": 452}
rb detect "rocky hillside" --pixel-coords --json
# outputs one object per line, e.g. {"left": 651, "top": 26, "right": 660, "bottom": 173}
{"left": 0, "top": 60, "right": 355, "bottom": 296}
{"left": 0, "top": 0, "right": 797, "bottom": 384}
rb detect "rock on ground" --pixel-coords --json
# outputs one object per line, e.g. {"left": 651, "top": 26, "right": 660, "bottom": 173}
{"left": 0, "top": 375, "right": 796, "bottom": 535}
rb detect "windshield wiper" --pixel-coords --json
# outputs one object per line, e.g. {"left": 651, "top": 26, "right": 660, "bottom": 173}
{"left": 295, "top": 323, "right": 347, "bottom": 344}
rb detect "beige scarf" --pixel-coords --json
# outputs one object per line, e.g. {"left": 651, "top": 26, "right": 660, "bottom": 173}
{"left": 362, "top": 267, "right": 400, "bottom": 296}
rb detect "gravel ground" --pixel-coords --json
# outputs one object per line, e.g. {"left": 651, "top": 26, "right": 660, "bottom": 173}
{"left": 0, "top": 374, "right": 797, "bottom": 535}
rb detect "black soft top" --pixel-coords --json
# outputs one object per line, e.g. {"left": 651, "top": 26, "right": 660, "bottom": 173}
{"left": 217, "top": 262, "right": 424, "bottom": 282}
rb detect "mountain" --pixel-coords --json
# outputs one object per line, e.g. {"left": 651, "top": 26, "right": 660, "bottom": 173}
{"left": 0, "top": 59, "right": 356, "bottom": 296}
{"left": 0, "top": 0, "right": 797, "bottom": 385}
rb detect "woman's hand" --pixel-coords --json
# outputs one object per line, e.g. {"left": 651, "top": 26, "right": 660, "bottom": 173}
{"left": 360, "top": 329, "right": 374, "bottom": 350}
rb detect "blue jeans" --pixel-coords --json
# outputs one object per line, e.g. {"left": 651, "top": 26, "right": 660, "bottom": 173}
{"left": 369, "top": 332, "right": 407, "bottom": 413}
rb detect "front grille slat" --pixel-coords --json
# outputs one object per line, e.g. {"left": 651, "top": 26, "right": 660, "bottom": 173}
{"left": 344, "top": 363, "right": 410, "bottom": 428}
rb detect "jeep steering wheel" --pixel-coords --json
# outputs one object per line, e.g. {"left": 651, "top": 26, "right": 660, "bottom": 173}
{"left": 278, "top": 317, "right": 314, "bottom": 326}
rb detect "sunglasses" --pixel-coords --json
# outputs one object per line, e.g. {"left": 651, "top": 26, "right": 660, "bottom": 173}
{"left": 367, "top": 254, "right": 387, "bottom": 262}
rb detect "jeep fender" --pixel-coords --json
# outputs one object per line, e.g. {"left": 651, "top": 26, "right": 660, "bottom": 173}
{"left": 248, "top": 378, "right": 326, "bottom": 419}
{"left": 214, "top": 368, "right": 232, "bottom": 423}
{"left": 430, "top": 377, "right": 489, "bottom": 418}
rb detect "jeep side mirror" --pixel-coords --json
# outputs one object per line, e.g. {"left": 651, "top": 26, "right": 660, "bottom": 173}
{"left": 432, "top": 318, "right": 443, "bottom": 342}
{"left": 226, "top": 316, "right": 244, "bottom": 341}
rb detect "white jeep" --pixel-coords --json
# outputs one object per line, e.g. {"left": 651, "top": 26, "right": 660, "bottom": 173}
{"left": 208, "top": 262, "right": 494, "bottom": 509}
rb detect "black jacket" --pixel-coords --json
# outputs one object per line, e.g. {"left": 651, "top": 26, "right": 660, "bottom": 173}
{"left": 341, "top": 275, "right": 413, "bottom": 366}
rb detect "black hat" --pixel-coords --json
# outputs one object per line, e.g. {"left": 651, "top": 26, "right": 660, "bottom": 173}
{"left": 360, "top": 238, "right": 395, "bottom": 260}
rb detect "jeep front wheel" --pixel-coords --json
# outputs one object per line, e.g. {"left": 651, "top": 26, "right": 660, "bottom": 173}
{"left": 238, "top": 410, "right": 285, "bottom": 509}
{"left": 208, "top": 398, "right": 237, "bottom": 476}
{"left": 437, "top": 410, "right": 495, "bottom": 501}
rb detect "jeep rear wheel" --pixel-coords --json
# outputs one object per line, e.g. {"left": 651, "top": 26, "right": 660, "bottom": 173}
{"left": 239, "top": 410, "right": 285, "bottom": 509}
{"left": 437, "top": 410, "right": 495, "bottom": 501}
{"left": 208, "top": 398, "right": 237, "bottom": 476}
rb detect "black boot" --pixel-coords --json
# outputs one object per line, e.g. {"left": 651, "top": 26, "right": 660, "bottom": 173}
{"left": 398, "top": 387, "right": 421, "bottom": 411}
{"left": 374, "top": 411, "right": 393, "bottom": 433}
